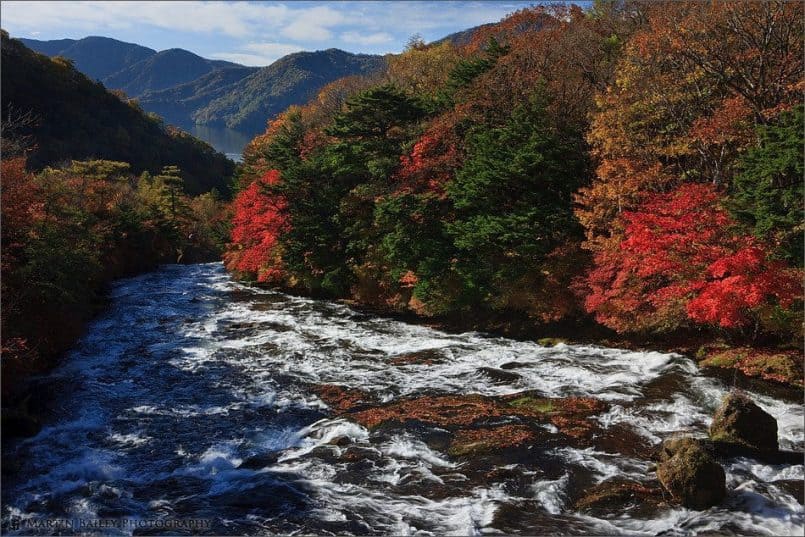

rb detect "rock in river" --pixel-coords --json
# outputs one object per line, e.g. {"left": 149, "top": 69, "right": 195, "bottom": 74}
{"left": 656, "top": 437, "right": 726, "bottom": 509}
{"left": 709, "top": 391, "right": 778, "bottom": 451}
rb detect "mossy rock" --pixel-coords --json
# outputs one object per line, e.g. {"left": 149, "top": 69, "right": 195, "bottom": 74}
{"left": 447, "top": 425, "right": 536, "bottom": 457}
{"left": 700, "top": 350, "right": 745, "bottom": 368}
{"left": 657, "top": 437, "right": 707, "bottom": 463}
{"left": 656, "top": 437, "right": 726, "bottom": 509}
{"left": 537, "top": 337, "right": 567, "bottom": 347}
{"left": 575, "top": 478, "right": 666, "bottom": 516}
{"left": 709, "top": 392, "right": 778, "bottom": 451}
{"left": 695, "top": 342, "right": 731, "bottom": 361}
{"left": 507, "top": 396, "right": 555, "bottom": 413}
{"left": 699, "top": 347, "right": 804, "bottom": 388}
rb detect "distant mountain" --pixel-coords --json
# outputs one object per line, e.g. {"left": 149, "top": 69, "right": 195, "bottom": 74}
{"left": 138, "top": 66, "right": 259, "bottom": 126}
{"left": 102, "top": 48, "right": 243, "bottom": 96}
{"left": 17, "top": 36, "right": 398, "bottom": 135}
{"left": 18, "top": 36, "right": 243, "bottom": 98}
{"left": 20, "top": 36, "right": 156, "bottom": 81}
{"left": 191, "top": 49, "right": 386, "bottom": 133}
{"left": 1, "top": 33, "right": 233, "bottom": 195}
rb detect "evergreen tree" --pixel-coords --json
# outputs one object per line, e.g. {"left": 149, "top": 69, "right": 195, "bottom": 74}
{"left": 730, "top": 105, "right": 804, "bottom": 266}
{"left": 446, "top": 92, "right": 588, "bottom": 309}
{"left": 324, "top": 85, "right": 428, "bottom": 273}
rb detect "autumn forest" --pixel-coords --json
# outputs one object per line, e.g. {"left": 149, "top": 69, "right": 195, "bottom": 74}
{"left": 1, "top": 1, "right": 803, "bottom": 534}
{"left": 225, "top": 1, "right": 803, "bottom": 381}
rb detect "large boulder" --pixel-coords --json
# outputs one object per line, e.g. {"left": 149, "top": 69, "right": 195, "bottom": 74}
{"left": 656, "top": 437, "right": 726, "bottom": 509}
{"left": 709, "top": 392, "right": 778, "bottom": 451}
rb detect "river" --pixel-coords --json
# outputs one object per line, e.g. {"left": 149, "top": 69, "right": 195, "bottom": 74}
{"left": 2, "top": 263, "right": 803, "bottom": 535}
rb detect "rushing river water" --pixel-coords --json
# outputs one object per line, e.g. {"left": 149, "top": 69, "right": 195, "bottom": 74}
{"left": 2, "top": 263, "right": 803, "bottom": 535}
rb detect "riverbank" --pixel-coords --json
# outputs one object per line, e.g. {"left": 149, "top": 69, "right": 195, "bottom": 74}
{"left": 1, "top": 254, "right": 221, "bottom": 439}
{"left": 334, "top": 295, "right": 805, "bottom": 393}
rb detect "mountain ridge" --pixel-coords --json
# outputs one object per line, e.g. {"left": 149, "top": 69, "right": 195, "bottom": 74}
{"left": 16, "top": 28, "right": 486, "bottom": 135}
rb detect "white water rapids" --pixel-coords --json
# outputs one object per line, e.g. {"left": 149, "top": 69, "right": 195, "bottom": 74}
{"left": 2, "top": 263, "right": 802, "bottom": 535}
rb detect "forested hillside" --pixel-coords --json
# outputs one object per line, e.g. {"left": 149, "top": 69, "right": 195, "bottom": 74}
{"left": 101, "top": 48, "right": 242, "bottom": 96}
{"left": 1, "top": 32, "right": 234, "bottom": 195}
{"left": 136, "top": 66, "right": 259, "bottom": 126}
{"left": 189, "top": 49, "right": 387, "bottom": 133}
{"left": 226, "top": 2, "right": 803, "bottom": 384}
{"left": 20, "top": 35, "right": 156, "bottom": 81}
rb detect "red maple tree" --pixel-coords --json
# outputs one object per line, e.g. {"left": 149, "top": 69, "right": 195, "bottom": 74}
{"left": 224, "top": 170, "right": 288, "bottom": 283}
{"left": 584, "top": 183, "right": 802, "bottom": 332}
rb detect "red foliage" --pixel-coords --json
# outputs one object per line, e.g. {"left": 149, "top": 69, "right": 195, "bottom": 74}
{"left": 224, "top": 170, "right": 288, "bottom": 283}
{"left": 584, "top": 183, "right": 803, "bottom": 332}
{"left": 0, "top": 157, "right": 44, "bottom": 271}
{"left": 395, "top": 114, "right": 462, "bottom": 195}
{"left": 687, "top": 247, "right": 800, "bottom": 328}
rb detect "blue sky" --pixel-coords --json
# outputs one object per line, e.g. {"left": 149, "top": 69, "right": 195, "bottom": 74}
{"left": 0, "top": 1, "right": 582, "bottom": 66}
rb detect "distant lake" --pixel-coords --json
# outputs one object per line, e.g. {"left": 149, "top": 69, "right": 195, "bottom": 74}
{"left": 179, "top": 123, "right": 254, "bottom": 163}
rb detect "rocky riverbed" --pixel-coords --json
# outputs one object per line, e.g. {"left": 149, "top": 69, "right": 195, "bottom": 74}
{"left": 2, "top": 263, "right": 802, "bottom": 535}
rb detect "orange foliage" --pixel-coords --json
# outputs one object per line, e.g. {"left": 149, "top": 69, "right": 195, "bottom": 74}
{"left": 576, "top": 0, "right": 803, "bottom": 257}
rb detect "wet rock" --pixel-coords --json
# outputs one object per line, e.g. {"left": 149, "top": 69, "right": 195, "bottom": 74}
{"left": 500, "top": 361, "right": 530, "bottom": 370}
{"left": 658, "top": 436, "right": 802, "bottom": 466}
{"left": 340, "top": 446, "right": 382, "bottom": 462}
{"left": 350, "top": 394, "right": 505, "bottom": 429}
{"left": 501, "top": 393, "right": 608, "bottom": 417}
{"left": 657, "top": 437, "right": 706, "bottom": 462}
{"left": 388, "top": 349, "right": 444, "bottom": 366}
{"left": 240, "top": 452, "right": 280, "bottom": 470}
{"left": 550, "top": 416, "right": 596, "bottom": 441}
{"left": 706, "top": 440, "right": 803, "bottom": 465}
{"left": 773, "top": 479, "right": 805, "bottom": 505}
{"left": 709, "top": 392, "right": 778, "bottom": 451}
{"left": 656, "top": 437, "right": 726, "bottom": 509}
{"left": 477, "top": 367, "right": 521, "bottom": 384}
{"left": 593, "top": 423, "right": 655, "bottom": 460}
{"left": 327, "top": 435, "right": 351, "bottom": 447}
{"left": 312, "top": 384, "right": 375, "bottom": 413}
{"left": 1, "top": 407, "right": 41, "bottom": 438}
{"left": 349, "top": 393, "right": 609, "bottom": 439}
{"left": 448, "top": 425, "right": 537, "bottom": 457}
{"left": 574, "top": 478, "right": 667, "bottom": 516}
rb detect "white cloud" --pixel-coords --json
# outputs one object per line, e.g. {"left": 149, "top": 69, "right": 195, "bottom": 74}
{"left": 243, "top": 42, "right": 305, "bottom": 56}
{"left": 210, "top": 42, "right": 304, "bottom": 66}
{"left": 279, "top": 5, "right": 346, "bottom": 41}
{"left": 1, "top": 1, "right": 290, "bottom": 38}
{"left": 208, "top": 52, "right": 272, "bottom": 66}
{"left": 1, "top": 1, "right": 534, "bottom": 56}
{"left": 340, "top": 31, "right": 393, "bottom": 45}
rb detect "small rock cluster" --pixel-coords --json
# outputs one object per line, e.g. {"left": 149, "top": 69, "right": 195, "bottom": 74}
{"left": 655, "top": 391, "right": 781, "bottom": 509}
{"left": 314, "top": 382, "right": 796, "bottom": 515}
